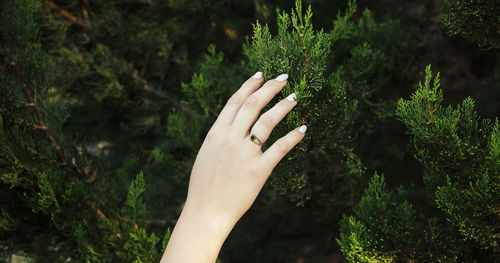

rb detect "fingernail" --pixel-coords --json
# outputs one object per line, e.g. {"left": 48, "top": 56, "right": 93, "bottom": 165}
{"left": 252, "top": 71, "right": 263, "bottom": 79}
{"left": 275, "top": 74, "right": 288, "bottom": 81}
{"left": 299, "top": 125, "right": 307, "bottom": 133}
{"left": 286, "top": 93, "right": 297, "bottom": 102}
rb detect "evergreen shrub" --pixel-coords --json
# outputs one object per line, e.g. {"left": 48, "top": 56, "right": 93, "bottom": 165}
{"left": 1, "top": 0, "right": 498, "bottom": 262}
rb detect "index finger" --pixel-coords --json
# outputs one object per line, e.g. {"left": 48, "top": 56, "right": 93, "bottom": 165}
{"left": 215, "top": 72, "right": 264, "bottom": 126}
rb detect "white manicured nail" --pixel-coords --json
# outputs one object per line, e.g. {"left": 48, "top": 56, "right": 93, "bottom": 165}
{"left": 299, "top": 125, "right": 307, "bottom": 133}
{"left": 252, "top": 71, "right": 263, "bottom": 79}
{"left": 286, "top": 93, "right": 297, "bottom": 102}
{"left": 275, "top": 74, "right": 288, "bottom": 81}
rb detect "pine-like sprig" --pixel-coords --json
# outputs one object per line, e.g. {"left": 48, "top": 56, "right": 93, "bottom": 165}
{"left": 243, "top": 0, "right": 359, "bottom": 203}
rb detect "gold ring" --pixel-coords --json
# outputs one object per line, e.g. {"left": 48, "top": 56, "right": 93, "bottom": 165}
{"left": 249, "top": 133, "right": 263, "bottom": 145}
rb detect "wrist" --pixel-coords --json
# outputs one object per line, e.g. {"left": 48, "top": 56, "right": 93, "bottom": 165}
{"left": 161, "top": 203, "right": 236, "bottom": 263}
{"left": 179, "top": 201, "right": 238, "bottom": 239}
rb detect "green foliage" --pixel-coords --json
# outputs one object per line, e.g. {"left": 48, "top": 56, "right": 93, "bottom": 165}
{"left": 122, "top": 171, "right": 147, "bottom": 224}
{"left": 436, "top": 173, "right": 499, "bottom": 250}
{"left": 331, "top": 5, "right": 427, "bottom": 180}
{"left": 396, "top": 65, "right": 494, "bottom": 187}
{"left": 330, "top": 0, "right": 357, "bottom": 44}
{"left": 442, "top": 0, "right": 500, "bottom": 49}
{"left": 180, "top": 0, "right": 362, "bottom": 205}
{"left": 33, "top": 171, "right": 61, "bottom": 214}
{"left": 1, "top": 0, "right": 498, "bottom": 261}
{"left": 0, "top": 209, "right": 18, "bottom": 231}
{"left": 340, "top": 9, "right": 401, "bottom": 104}
{"left": 181, "top": 44, "right": 245, "bottom": 117}
{"left": 244, "top": 0, "right": 360, "bottom": 203}
{"left": 423, "top": 217, "right": 463, "bottom": 262}
{"left": 116, "top": 227, "right": 164, "bottom": 262}
{"left": 1, "top": 1, "right": 169, "bottom": 261}
{"left": 338, "top": 216, "right": 393, "bottom": 263}
{"left": 0, "top": 0, "right": 66, "bottom": 244}
{"left": 338, "top": 174, "right": 419, "bottom": 262}
{"left": 400, "top": 66, "right": 499, "bottom": 258}
{"left": 340, "top": 66, "right": 500, "bottom": 262}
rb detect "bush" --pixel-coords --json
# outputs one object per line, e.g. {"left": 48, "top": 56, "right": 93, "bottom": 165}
{"left": 1, "top": 0, "right": 498, "bottom": 262}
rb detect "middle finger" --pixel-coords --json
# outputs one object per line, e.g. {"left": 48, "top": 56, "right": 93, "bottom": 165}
{"left": 232, "top": 74, "right": 288, "bottom": 137}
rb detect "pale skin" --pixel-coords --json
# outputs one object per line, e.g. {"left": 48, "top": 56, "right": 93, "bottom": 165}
{"left": 160, "top": 72, "right": 306, "bottom": 263}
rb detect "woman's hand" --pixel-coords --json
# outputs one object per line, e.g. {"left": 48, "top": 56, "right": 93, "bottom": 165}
{"left": 161, "top": 72, "right": 306, "bottom": 263}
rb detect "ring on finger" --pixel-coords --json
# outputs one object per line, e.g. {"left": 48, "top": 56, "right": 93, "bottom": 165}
{"left": 249, "top": 133, "right": 264, "bottom": 146}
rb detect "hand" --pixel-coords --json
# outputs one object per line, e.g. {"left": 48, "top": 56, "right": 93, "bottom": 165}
{"left": 161, "top": 72, "right": 306, "bottom": 263}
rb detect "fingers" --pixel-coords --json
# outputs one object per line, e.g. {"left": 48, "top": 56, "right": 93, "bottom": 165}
{"left": 232, "top": 74, "right": 289, "bottom": 136}
{"left": 250, "top": 93, "right": 297, "bottom": 144}
{"left": 216, "top": 72, "right": 264, "bottom": 126}
{"left": 259, "top": 125, "right": 307, "bottom": 173}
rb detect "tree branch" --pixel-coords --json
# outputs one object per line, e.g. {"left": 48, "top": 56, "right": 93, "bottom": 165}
{"left": 3, "top": 46, "right": 67, "bottom": 166}
{"left": 41, "top": 1, "right": 196, "bottom": 122}
{"left": 44, "top": 1, "right": 92, "bottom": 31}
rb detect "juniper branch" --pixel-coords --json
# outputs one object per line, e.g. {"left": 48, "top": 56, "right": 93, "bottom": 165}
{"left": 3, "top": 46, "right": 67, "bottom": 166}
{"left": 44, "top": 0, "right": 91, "bottom": 31}
{"left": 42, "top": 1, "right": 195, "bottom": 122}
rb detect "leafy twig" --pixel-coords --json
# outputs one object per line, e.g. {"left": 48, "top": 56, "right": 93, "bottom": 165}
{"left": 44, "top": 0, "right": 91, "bottom": 31}
{"left": 3, "top": 46, "right": 67, "bottom": 166}
{"left": 44, "top": 1, "right": 195, "bottom": 121}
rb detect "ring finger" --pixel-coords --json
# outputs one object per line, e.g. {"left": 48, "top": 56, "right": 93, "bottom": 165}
{"left": 248, "top": 92, "right": 297, "bottom": 148}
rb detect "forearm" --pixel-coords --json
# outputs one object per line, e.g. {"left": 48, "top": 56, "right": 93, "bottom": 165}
{"left": 160, "top": 205, "right": 236, "bottom": 263}
{"left": 160, "top": 72, "right": 303, "bottom": 262}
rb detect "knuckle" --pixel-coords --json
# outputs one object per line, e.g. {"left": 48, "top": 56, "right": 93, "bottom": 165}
{"left": 275, "top": 138, "right": 290, "bottom": 155}
{"left": 243, "top": 95, "right": 260, "bottom": 108}
{"left": 258, "top": 114, "right": 275, "bottom": 129}
{"left": 226, "top": 94, "right": 243, "bottom": 105}
{"left": 247, "top": 166, "right": 260, "bottom": 177}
